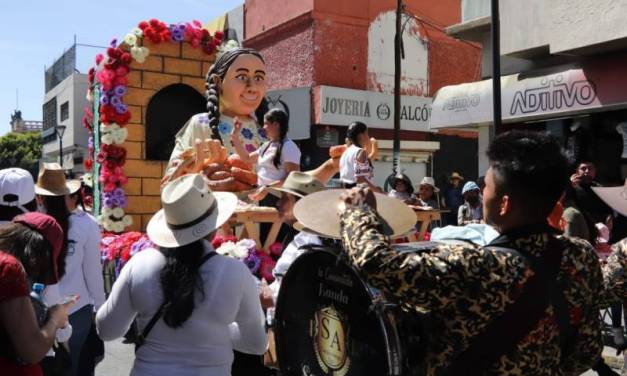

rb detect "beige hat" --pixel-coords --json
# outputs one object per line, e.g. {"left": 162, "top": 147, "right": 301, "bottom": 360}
{"left": 450, "top": 172, "right": 464, "bottom": 181}
{"left": 419, "top": 177, "right": 440, "bottom": 193}
{"left": 592, "top": 179, "right": 627, "bottom": 217}
{"left": 147, "top": 174, "right": 238, "bottom": 248}
{"left": 293, "top": 189, "right": 416, "bottom": 239}
{"left": 267, "top": 172, "right": 326, "bottom": 198}
{"left": 35, "top": 163, "right": 81, "bottom": 196}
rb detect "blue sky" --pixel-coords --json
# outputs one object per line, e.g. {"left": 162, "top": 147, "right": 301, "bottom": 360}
{"left": 0, "top": 0, "right": 243, "bottom": 135}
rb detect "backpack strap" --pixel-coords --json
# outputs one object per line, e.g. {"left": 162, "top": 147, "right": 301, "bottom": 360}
{"left": 135, "top": 251, "right": 217, "bottom": 352}
{"left": 444, "top": 237, "right": 565, "bottom": 375}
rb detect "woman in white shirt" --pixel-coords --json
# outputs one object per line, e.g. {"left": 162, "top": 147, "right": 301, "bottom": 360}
{"left": 34, "top": 164, "right": 105, "bottom": 376}
{"left": 339, "top": 122, "right": 381, "bottom": 192}
{"left": 232, "top": 108, "right": 301, "bottom": 244}
{"left": 96, "top": 174, "right": 266, "bottom": 376}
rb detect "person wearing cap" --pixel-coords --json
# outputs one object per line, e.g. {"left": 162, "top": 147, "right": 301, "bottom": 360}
{"left": 96, "top": 174, "right": 266, "bottom": 376}
{"left": 34, "top": 163, "right": 105, "bottom": 376}
{"left": 408, "top": 176, "right": 440, "bottom": 209}
{"left": 257, "top": 172, "right": 329, "bottom": 308}
{"left": 296, "top": 131, "right": 604, "bottom": 375}
{"left": 458, "top": 181, "right": 483, "bottom": 226}
{"left": 0, "top": 168, "right": 37, "bottom": 225}
{"left": 0, "top": 212, "right": 75, "bottom": 376}
{"left": 442, "top": 172, "right": 464, "bottom": 225}
{"left": 387, "top": 174, "right": 414, "bottom": 202}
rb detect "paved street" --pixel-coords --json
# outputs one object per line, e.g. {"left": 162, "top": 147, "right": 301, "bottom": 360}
{"left": 95, "top": 339, "right": 623, "bottom": 376}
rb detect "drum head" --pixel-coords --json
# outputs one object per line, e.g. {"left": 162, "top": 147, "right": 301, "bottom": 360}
{"left": 275, "top": 250, "right": 395, "bottom": 376}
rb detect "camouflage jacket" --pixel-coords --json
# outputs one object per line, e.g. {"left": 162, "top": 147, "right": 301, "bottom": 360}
{"left": 340, "top": 206, "right": 604, "bottom": 376}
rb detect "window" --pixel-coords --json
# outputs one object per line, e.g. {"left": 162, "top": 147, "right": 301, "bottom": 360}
{"left": 60, "top": 102, "right": 69, "bottom": 121}
{"left": 145, "top": 84, "right": 207, "bottom": 160}
{"left": 42, "top": 98, "right": 57, "bottom": 143}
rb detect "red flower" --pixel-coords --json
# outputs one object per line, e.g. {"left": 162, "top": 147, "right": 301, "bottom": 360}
{"left": 139, "top": 21, "right": 149, "bottom": 30}
{"left": 214, "top": 31, "right": 224, "bottom": 40}
{"left": 84, "top": 159, "right": 93, "bottom": 171}
{"left": 120, "top": 53, "right": 132, "bottom": 64}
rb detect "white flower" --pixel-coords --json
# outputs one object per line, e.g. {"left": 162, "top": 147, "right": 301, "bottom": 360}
{"left": 130, "top": 46, "right": 149, "bottom": 63}
{"left": 122, "top": 215, "right": 133, "bottom": 226}
{"left": 101, "top": 134, "right": 113, "bottom": 145}
{"left": 112, "top": 221, "right": 125, "bottom": 233}
{"left": 101, "top": 218, "right": 114, "bottom": 231}
{"left": 112, "top": 207, "right": 125, "bottom": 219}
{"left": 131, "top": 27, "right": 143, "bottom": 38}
{"left": 123, "top": 33, "right": 138, "bottom": 47}
{"left": 236, "top": 239, "right": 257, "bottom": 252}
{"left": 232, "top": 245, "right": 249, "bottom": 259}
{"left": 216, "top": 241, "right": 237, "bottom": 256}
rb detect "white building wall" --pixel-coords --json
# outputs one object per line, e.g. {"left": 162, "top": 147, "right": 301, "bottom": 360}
{"left": 42, "top": 73, "right": 89, "bottom": 172}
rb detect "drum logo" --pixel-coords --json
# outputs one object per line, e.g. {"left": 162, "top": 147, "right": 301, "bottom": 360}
{"left": 312, "top": 306, "right": 350, "bottom": 375}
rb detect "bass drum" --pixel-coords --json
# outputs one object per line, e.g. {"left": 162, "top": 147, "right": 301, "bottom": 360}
{"left": 274, "top": 248, "right": 426, "bottom": 376}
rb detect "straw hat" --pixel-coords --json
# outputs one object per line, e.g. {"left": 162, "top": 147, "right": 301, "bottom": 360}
{"left": 592, "top": 179, "right": 627, "bottom": 217}
{"left": 35, "top": 163, "right": 80, "bottom": 196}
{"left": 293, "top": 189, "right": 416, "bottom": 239}
{"left": 419, "top": 177, "right": 440, "bottom": 193}
{"left": 147, "top": 174, "right": 237, "bottom": 248}
{"left": 267, "top": 172, "right": 326, "bottom": 198}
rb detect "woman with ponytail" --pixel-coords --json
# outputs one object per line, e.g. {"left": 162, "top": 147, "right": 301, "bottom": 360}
{"left": 165, "top": 47, "right": 270, "bottom": 180}
{"left": 96, "top": 174, "right": 266, "bottom": 376}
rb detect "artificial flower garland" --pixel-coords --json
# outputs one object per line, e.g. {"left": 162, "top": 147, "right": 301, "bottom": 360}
{"left": 82, "top": 19, "right": 224, "bottom": 233}
{"left": 212, "top": 234, "right": 281, "bottom": 283}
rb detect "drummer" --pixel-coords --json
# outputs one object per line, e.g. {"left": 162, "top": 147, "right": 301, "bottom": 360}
{"left": 257, "top": 172, "right": 328, "bottom": 308}
{"left": 294, "top": 130, "right": 605, "bottom": 375}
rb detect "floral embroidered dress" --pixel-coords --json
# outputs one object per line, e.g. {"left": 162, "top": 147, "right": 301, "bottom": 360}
{"left": 166, "top": 113, "right": 266, "bottom": 177}
{"left": 339, "top": 204, "right": 604, "bottom": 376}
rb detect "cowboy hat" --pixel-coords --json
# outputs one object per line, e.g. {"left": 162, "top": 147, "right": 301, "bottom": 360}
{"left": 267, "top": 172, "right": 326, "bottom": 198}
{"left": 293, "top": 189, "right": 416, "bottom": 239}
{"left": 35, "top": 163, "right": 81, "bottom": 196}
{"left": 592, "top": 179, "right": 627, "bottom": 217}
{"left": 419, "top": 177, "right": 440, "bottom": 193}
{"left": 147, "top": 174, "right": 238, "bottom": 248}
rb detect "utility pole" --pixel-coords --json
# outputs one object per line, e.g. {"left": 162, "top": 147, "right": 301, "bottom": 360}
{"left": 393, "top": 0, "right": 403, "bottom": 175}
{"left": 490, "top": 0, "right": 501, "bottom": 141}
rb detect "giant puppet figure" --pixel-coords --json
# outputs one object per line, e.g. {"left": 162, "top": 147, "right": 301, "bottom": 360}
{"left": 163, "top": 45, "right": 342, "bottom": 189}
{"left": 163, "top": 47, "right": 268, "bottom": 181}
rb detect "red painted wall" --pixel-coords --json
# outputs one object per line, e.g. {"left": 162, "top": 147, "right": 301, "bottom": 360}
{"left": 245, "top": 0, "right": 314, "bottom": 39}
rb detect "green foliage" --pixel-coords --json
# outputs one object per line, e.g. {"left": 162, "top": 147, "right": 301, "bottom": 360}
{"left": 0, "top": 132, "right": 43, "bottom": 175}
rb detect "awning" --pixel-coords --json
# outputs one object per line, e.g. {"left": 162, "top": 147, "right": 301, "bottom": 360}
{"left": 431, "top": 54, "right": 627, "bottom": 129}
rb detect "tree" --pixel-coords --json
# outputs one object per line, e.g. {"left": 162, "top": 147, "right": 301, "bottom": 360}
{"left": 0, "top": 132, "right": 43, "bottom": 176}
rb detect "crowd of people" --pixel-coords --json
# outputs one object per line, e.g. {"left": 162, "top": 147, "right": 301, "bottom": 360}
{"left": 0, "top": 43, "right": 626, "bottom": 376}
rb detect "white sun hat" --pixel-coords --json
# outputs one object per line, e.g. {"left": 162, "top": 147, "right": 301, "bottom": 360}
{"left": 147, "top": 174, "right": 238, "bottom": 248}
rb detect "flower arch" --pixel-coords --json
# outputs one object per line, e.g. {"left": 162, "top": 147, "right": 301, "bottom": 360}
{"left": 83, "top": 19, "right": 224, "bottom": 232}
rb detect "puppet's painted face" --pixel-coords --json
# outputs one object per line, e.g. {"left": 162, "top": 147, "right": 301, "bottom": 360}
{"left": 220, "top": 54, "right": 267, "bottom": 117}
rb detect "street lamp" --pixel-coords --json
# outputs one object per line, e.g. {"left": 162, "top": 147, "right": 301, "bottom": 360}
{"left": 56, "top": 125, "right": 67, "bottom": 168}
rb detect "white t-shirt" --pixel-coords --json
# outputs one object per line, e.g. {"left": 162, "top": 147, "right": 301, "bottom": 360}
{"left": 96, "top": 241, "right": 267, "bottom": 376}
{"left": 256, "top": 139, "right": 301, "bottom": 186}
{"left": 57, "top": 210, "right": 106, "bottom": 314}
{"left": 339, "top": 144, "right": 373, "bottom": 184}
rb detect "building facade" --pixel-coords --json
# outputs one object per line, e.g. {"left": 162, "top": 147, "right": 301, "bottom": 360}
{"left": 42, "top": 72, "right": 90, "bottom": 174}
{"left": 244, "top": 0, "right": 483, "bottom": 188}
{"left": 10, "top": 110, "right": 42, "bottom": 134}
{"left": 432, "top": 0, "right": 627, "bottom": 183}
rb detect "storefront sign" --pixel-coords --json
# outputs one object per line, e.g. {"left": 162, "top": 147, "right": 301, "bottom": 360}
{"left": 317, "top": 127, "right": 339, "bottom": 148}
{"left": 318, "top": 86, "right": 432, "bottom": 132}
{"left": 266, "top": 87, "right": 311, "bottom": 140}
{"left": 431, "top": 59, "right": 627, "bottom": 129}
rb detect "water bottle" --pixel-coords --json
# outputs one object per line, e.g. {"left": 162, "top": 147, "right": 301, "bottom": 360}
{"left": 30, "top": 283, "right": 48, "bottom": 327}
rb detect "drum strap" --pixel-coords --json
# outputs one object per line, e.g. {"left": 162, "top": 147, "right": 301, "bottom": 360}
{"left": 444, "top": 237, "right": 567, "bottom": 375}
